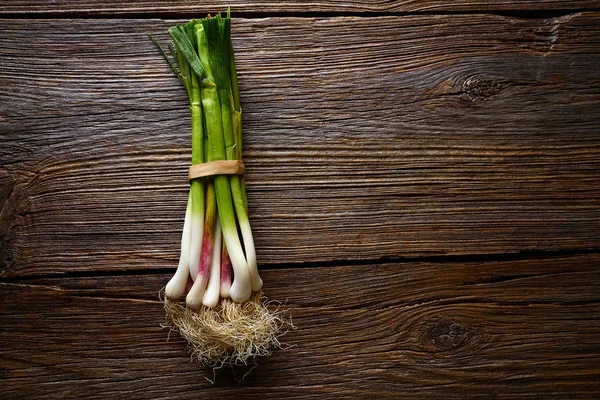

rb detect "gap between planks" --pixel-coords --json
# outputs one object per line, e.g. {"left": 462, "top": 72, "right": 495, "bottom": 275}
{"left": 0, "top": 9, "right": 597, "bottom": 20}
{"left": 2, "top": 247, "right": 599, "bottom": 282}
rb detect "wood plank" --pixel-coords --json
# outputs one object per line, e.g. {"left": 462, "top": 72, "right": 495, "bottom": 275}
{"left": 1, "top": 254, "right": 599, "bottom": 398}
{"left": 1, "top": 14, "right": 600, "bottom": 276}
{"left": 1, "top": 0, "right": 599, "bottom": 15}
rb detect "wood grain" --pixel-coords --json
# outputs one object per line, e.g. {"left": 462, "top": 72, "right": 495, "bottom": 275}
{"left": 1, "top": 0, "right": 599, "bottom": 16}
{"left": 1, "top": 14, "right": 600, "bottom": 277}
{"left": 1, "top": 254, "right": 598, "bottom": 398}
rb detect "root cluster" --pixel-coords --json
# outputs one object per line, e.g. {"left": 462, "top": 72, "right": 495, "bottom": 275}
{"left": 163, "top": 291, "right": 290, "bottom": 367}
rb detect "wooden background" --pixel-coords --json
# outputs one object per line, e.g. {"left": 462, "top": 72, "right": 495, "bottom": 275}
{"left": 1, "top": 1, "right": 599, "bottom": 398}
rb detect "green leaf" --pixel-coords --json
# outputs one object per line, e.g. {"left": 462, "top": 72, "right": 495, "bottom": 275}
{"left": 147, "top": 33, "right": 183, "bottom": 86}
{"left": 167, "top": 42, "right": 178, "bottom": 61}
{"left": 200, "top": 16, "right": 230, "bottom": 91}
{"left": 168, "top": 25, "right": 206, "bottom": 80}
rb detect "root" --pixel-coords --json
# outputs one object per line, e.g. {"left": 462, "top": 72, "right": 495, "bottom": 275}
{"left": 163, "top": 291, "right": 291, "bottom": 367}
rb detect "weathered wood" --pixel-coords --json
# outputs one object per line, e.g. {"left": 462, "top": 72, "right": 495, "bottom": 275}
{"left": 1, "top": 254, "right": 598, "bottom": 398}
{"left": 1, "top": 14, "right": 600, "bottom": 277}
{"left": 0, "top": 0, "right": 599, "bottom": 15}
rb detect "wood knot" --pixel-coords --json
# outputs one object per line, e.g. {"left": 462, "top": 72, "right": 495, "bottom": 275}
{"left": 426, "top": 318, "right": 468, "bottom": 351}
{"left": 460, "top": 76, "right": 503, "bottom": 102}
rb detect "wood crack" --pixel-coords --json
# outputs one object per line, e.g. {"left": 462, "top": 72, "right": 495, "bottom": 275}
{"left": 1, "top": 248, "right": 599, "bottom": 281}
{"left": 0, "top": 9, "right": 596, "bottom": 20}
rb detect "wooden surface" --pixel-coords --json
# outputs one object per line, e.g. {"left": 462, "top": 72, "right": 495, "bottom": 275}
{"left": 1, "top": 254, "right": 599, "bottom": 398}
{"left": 1, "top": 1, "right": 600, "bottom": 398}
{"left": 1, "top": 0, "right": 600, "bottom": 15}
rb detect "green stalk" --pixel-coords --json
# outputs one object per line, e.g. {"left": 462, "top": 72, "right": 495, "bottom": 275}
{"left": 202, "top": 81, "right": 250, "bottom": 302}
{"left": 229, "top": 36, "right": 242, "bottom": 163}
{"left": 217, "top": 16, "right": 262, "bottom": 292}
{"left": 198, "top": 18, "right": 251, "bottom": 302}
{"left": 228, "top": 39, "right": 247, "bottom": 204}
{"left": 189, "top": 57, "right": 205, "bottom": 279}
{"left": 169, "top": 24, "right": 205, "bottom": 283}
{"left": 148, "top": 35, "right": 195, "bottom": 300}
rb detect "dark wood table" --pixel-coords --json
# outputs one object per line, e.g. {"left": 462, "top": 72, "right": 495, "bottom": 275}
{"left": 1, "top": 1, "right": 599, "bottom": 398}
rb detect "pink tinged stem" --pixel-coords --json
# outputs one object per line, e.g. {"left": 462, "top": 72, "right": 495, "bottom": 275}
{"left": 198, "top": 221, "right": 215, "bottom": 281}
{"left": 186, "top": 245, "right": 211, "bottom": 309}
{"left": 186, "top": 180, "right": 217, "bottom": 310}
{"left": 202, "top": 217, "right": 222, "bottom": 308}
{"left": 200, "top": 180, "right": 217, "bottom": 278}
{"left": 220, "top": 239, "right": 232, "bottom": 298}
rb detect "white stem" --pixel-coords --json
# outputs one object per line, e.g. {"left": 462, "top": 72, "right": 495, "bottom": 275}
{"left": 202, "top": 218, "right": 222, "bottom": 308}
{"left": 223, "top": 228, "right": 251, "bottom": 302}
{"left": 165, "top": 194, "right": 192, "bottom": 299}
{"left": 186, "top": 276, "right": 206, "bottom": 310}
{"left": 239, "top": 220, "right": 263, "bottom": 292}
{"left": 188, "top": 213, "right": 204, "bottom": 281}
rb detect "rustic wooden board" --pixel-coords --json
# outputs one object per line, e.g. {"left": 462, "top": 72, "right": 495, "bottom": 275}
{"left": 1, "top": 0, "right": 599, "bottom": 15}
{"left": 1, "top": 254, "right": 598, "bottom": 398}
{"left": 2, "top": 14, "right": 600, "bottom": 277}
